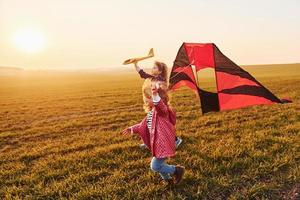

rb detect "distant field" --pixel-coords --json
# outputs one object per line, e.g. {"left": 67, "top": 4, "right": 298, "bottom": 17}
{"left": 0, "top": 64, "right": 299, "bottom": 199}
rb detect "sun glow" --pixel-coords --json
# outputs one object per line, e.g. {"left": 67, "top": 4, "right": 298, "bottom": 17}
{"left": 13, "top": 28, "right": 46, "bottom": 54}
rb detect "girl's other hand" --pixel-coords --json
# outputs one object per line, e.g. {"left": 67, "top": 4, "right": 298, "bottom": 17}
{"left": 122, "top": 128, "right": 131, "bottom": 135}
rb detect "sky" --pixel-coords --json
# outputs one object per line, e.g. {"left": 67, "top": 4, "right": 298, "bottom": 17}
{"left": 0, "top": 0, "right": 299, "bottom": 70}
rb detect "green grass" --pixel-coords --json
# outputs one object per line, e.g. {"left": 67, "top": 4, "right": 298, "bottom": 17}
{"left": 0, "top": 65, "right": 299, "bottom": 199}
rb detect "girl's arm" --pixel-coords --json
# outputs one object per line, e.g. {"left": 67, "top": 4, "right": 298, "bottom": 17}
{"left": 152, "top": 90, "right": 168, "bottom": 116}
{"left": 153, "top": 96, "right": 169, "bottom": 116}
{"left": 130, "top": 122, "right": 141, "bottom": 134}
{"left": 134, "top": 62, "right": 154, "bottom": 79}
{"left": 122, "top": 123, "right": 141, "bottom": 135}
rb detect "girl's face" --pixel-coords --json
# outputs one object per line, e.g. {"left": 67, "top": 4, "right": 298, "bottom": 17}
{"left": 150, "top": 81, "right": 157, "bottom": 91}
{"left": 151, "top": 65, "right": 161, "bottom": 75}
{"left": 144, "top": 81, "right": 158, "bottom": 107}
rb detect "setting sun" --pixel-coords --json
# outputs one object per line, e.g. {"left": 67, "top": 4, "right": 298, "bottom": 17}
{"left": 13, "top": 28, "right": 46, "bottom": 54}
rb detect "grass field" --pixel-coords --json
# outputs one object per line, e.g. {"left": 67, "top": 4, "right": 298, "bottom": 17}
{"left": 0, "top": 64, "right": 299, "bottom": 199}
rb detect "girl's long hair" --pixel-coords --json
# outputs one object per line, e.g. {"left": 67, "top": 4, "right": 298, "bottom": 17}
{"left": 155, "top": 61, "right": 168, "bottom": 81}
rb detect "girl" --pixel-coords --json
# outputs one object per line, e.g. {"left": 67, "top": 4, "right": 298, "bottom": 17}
{"left": 122, "top": 80, "right": 185, "bottom": 184}
{"left": 134, "top": 61, "right": 167, "bottom": 82}
{"left": 134, "top": 61, "right": 182, "bottom": 149}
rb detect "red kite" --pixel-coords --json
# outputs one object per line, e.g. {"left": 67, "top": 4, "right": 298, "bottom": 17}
{"left": 169, "top": 43, "right": 290, "bottom": 114}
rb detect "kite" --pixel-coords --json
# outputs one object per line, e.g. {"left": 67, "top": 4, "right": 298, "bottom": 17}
{"left": 123, "top": 48, "right": 154, "bottom": 65}
{"left": 169, "top": 43, "right": 291, "bottom": 114}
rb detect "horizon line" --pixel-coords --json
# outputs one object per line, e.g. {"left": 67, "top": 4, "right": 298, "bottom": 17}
{"left": 1, "top": 62, "right": 300, "bottom": 72}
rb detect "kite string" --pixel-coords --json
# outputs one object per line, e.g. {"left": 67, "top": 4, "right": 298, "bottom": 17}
{"left": 169, "top": 64, "right": 201, "bottom": 93}
{"left": 169, "top": 64, "right": 200, "bottom": 87}
{"left": 169, "top": 65, "right": 192, "bottom": 81}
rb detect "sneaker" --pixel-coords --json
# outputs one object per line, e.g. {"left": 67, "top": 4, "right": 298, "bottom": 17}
{"left": 175, "top": 137, "right": 183, "bottom": 148}
{"left": 173, "top": 165, "right": 185, "bottom": 184}
{"left": 139, "top": 143, "right": 147, "bottom": 150}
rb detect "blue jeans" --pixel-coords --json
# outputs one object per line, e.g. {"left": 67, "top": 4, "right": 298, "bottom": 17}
{"left": 150, "top": 157, "right": 176, "bottom": 180}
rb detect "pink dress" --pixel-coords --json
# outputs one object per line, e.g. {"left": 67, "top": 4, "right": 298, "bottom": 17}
{"left": 131, "top": 100, "right": 176, "bottom": 158}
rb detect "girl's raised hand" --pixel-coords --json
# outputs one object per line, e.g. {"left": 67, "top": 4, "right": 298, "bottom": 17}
{"left": 122, "top": 128, "right": 131, "bottom": 135}
{"left": 133, "top": 62, "right": 141, "bottom": 72}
